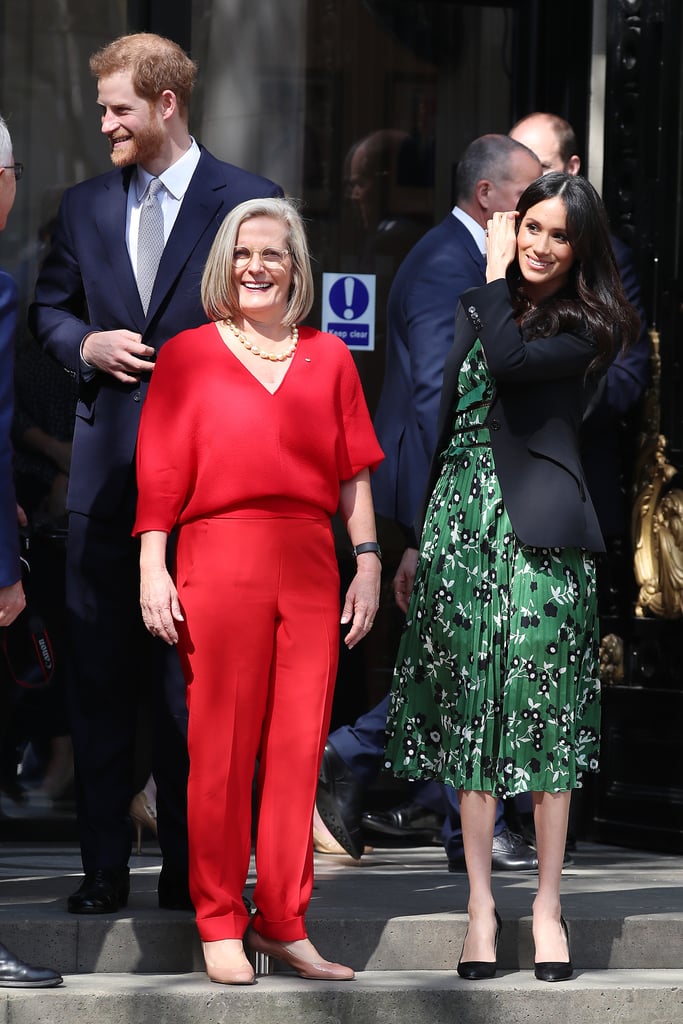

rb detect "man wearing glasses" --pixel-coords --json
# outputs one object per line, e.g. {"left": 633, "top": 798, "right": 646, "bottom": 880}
{"left": 30, "top": 33, "right": 281, "bottom": 916}
{"left": 0, "top": 114, "right": 62, "bottom": 987}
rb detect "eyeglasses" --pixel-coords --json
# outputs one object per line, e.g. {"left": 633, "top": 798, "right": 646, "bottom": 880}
{"left": 0, "top": 163, "right": 23, "bottom": 180}
{"left": 232, "top": 246, "right": 290, "bottom": 268}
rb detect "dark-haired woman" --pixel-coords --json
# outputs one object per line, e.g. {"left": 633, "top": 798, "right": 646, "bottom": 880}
{"left": 385, "top": 173, "right": 640, "bottom": 982}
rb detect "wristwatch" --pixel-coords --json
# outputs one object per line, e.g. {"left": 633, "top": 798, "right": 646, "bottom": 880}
{"left": 352, "top": 542, "right": 382, "bottom": 562}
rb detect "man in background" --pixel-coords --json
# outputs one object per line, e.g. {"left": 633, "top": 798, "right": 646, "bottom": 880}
{"left": 0, "top": 112, "right": 62, "bottom": 988}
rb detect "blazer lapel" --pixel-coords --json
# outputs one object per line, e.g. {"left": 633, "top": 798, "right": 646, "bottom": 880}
{"left": 449, "top": 215, "right": 486, "bottom": 276}
{"left": 94, "top": 169, "right": 145, "bottom": 330}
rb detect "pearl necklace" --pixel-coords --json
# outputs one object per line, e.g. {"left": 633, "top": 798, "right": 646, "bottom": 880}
{"left": 225, "top": 318, "right": 298, "bottom": 362}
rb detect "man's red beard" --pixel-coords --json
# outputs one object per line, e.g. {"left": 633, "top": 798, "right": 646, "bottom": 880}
{"left": 108, "top": 117, "right": 166, "bottom": 169}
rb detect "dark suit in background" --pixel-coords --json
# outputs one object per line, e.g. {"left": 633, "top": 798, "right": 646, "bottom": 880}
{"left": 582, "top": 234, "right": 650, "bottom": 537}
{"left": 372, "top": 215, "right": 486, "bottom": 531}
{"left": 30, "top": 149, "right": 281, "bottom": 900}
{"left": 0, "top": 244, "right": 62, "bottom": 991}
{"left": 0, "top": 272, "right": 19, "bottom": 591}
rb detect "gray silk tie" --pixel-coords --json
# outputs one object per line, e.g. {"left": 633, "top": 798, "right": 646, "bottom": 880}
{"left": 137, "top": 177, "right": 165, "bottom": 314}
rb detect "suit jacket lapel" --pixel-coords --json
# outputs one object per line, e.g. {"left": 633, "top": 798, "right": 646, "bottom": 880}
{"left": 449, "top": 215, "right": 486, "bottom": 276}
{"left": 94, "top": 169, "right": 145, "bottom": 330}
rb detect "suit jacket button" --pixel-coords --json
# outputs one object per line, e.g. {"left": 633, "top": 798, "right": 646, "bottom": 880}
{"left": 489, "top": 419, "right": 501, "bottom": 430}
{"left": 133, "top": 391, "right": 141, "bottom": 402}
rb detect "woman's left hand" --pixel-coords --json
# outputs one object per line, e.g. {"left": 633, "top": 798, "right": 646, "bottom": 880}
{"left": 140, "top": 565, "right": 184, "bottom": 645}
{"left": 341, "top": 564, "right": 380, "bottom": 649}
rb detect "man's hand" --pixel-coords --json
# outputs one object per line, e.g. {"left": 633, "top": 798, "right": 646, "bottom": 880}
{"left": 0, "top": 580, "right": 26, "bottom": 627}
{"left": 82, "top": 330, "right": 156, "bottom": 384}
{"left": 392, "top": 547, "right": 419, "bottom": 614}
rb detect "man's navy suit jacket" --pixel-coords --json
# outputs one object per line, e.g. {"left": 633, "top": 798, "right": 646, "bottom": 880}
{"left": 30, "top": 147, "right": 282, "bottom": 520}
{"left": 371, "top": 213, "right": 486, "bottom": 532}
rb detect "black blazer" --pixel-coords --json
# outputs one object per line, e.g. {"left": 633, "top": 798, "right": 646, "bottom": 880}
{"left": 416, "top": 280, "right": 605, "bottom": 553}
{"left": 29, "top": 147, "right": 282, "bottom": 519}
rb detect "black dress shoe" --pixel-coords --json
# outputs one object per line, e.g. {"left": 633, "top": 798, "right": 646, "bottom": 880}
{"left": 448, "top": 827, "right": 539, "bottom": 872}
{"left": 457, "top": 910, "right": 502, "bottom": 980}
{"left": 534, "top": 916, "right": 573, "bottom": 982}
{"left": 362, "top": 801, "right": 444, "bottom": 844}
{"left": 316, "top": 742, "right": 364, "bottom": 860}
{"left": 158, "top": 864, "right": 193, "bottom": 911}
{"left": 491, "top": 827, "right": 539, "bottom": 870}
{"left": 67, "top": 869, "right": 130, "bottom": 914}
{"left": 0, "top": 944, "right": 63, "bottom": 988}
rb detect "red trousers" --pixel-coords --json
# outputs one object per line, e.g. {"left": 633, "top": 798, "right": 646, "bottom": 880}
{"left": 175, "top": 511, "right": 340, "bottom": 942}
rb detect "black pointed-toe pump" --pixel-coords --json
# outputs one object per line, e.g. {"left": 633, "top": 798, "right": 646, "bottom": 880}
{"left": 534, "top": 916, "right": 573, "bottom": 982}
{"left": 457, "top": 910, "right": 502, "bottom": 980}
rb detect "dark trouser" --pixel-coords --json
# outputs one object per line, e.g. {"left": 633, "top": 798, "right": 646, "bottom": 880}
{"left": 330, "top": 694, "right": 505, "bottom": 859}
{"left": 66, "top": 511, "right": 188, "bottom": 875}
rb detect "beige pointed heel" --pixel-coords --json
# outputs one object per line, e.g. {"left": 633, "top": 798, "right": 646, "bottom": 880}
{"left": 129, "top": 791, "right": 158, "bottom": 854}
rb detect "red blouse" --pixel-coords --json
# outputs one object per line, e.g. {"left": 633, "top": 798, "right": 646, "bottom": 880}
{"left": 134, "top": 324, "right": 384, "bottom": 534}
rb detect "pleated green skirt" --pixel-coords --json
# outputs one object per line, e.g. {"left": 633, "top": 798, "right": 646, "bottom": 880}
{"left": 384, "top": 340, "right": 600, "bottom": 796}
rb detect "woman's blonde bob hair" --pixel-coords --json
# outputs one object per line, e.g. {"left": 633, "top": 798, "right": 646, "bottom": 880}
{"left": 201, "top": 197, "right": 314, "bottom": 326}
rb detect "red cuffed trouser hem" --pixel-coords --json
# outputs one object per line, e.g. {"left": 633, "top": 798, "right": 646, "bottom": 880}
{"left": 176, "top": 515, "right": 340, "bottom": 944}
{"left": 196, "top": 909, "right": 252, "bottom": 942}
{"left": 250, "top": 910, "right": 308, "bottom": 943}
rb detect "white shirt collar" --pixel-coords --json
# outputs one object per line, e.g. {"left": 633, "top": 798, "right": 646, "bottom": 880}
{"left": 134, "top": 138, "right": 201, "bottom": 202}
{"left": 451, "top": 205, "right": 487, "bottom": 255}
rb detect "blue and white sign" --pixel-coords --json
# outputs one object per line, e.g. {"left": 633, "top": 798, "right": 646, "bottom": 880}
{"left": 322, "top": 273, "right": 376, "bottom": 351}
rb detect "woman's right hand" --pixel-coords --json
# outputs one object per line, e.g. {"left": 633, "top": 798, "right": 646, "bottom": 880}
{"left": 485, "top": 210, "right": 518, "bottom": 283}
{"left": 140, "top": 565, "right": 184, "bottom": 645}
{"left": 393, "top": 547, "right": 419, "bottom": 614}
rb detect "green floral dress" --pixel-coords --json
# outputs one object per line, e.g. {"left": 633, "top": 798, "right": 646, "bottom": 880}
{"left": 384, "top": 339, "right": 600, "bottom": 797}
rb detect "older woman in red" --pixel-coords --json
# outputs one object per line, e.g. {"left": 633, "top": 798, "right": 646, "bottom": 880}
{"left": 134, "top": 197, "right": 382, "bottom": 985}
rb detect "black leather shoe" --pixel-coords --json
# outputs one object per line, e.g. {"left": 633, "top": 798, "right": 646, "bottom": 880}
{"left": 448, "top": 827, "right": 539, "bottom": 872}
{"left": 158, "top": 864, "right": 193, "bottom": 911}
{"left": 362, "top": 801, "right": 444, "bottom": 844}
{"left": 491, "top": 827, "right": 539, "bottom": 870}
{"left": 67, "top": 869, "right": 130, "bottom": 914}
{"left": 316, "top": 742, "right": 364, "bottom": 859}
{"left": 534, "top": 916, "right": 573, "bottom": 982}
{"left": 0, "top": 944, "right": 63, "bottom": 988}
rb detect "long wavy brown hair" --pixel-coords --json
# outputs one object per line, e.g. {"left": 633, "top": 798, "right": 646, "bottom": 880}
{"left": 508, "top": 172, "right": 641, "bottom": 373}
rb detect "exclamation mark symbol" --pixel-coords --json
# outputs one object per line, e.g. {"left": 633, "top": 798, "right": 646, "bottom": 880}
{"left": 343, "top": 277, "right": 355, "bottom": 319}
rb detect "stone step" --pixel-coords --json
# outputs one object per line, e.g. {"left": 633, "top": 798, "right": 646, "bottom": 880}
{"left": 2, "top": 970, "right": 683, "bottom": 1024}
{"left": 6, "top": 910, "right": 683, "bottom": 975}
{"left": 3, "top": 841, "right": 683, "bottom": 975}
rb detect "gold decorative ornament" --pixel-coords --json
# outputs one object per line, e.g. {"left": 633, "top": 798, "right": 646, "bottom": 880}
{"left": 598, "top": 633, "right": 625, "bottom": 685}
{"left": 631, "top": 327, "right": 683, "bottom": 618}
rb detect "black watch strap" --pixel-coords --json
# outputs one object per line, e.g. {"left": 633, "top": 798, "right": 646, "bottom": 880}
{"left": 352, "top": 542, "right": 382, "bottom": 561}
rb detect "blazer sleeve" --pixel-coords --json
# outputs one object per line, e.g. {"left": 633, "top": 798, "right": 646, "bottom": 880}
{"left": 133, "top": 336, "right": 196, "bottom": 536}
{"left": 604, "top": 235, "right": 650, "bottom": 417}
{"left": 28, "top": 187, "right": 95, "bottom": 377}
{"left": 461, "top": 280, "right": 597, "bottom": 381}
{"left": 0, "top": 272, "right": 20, "bottom": 587}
